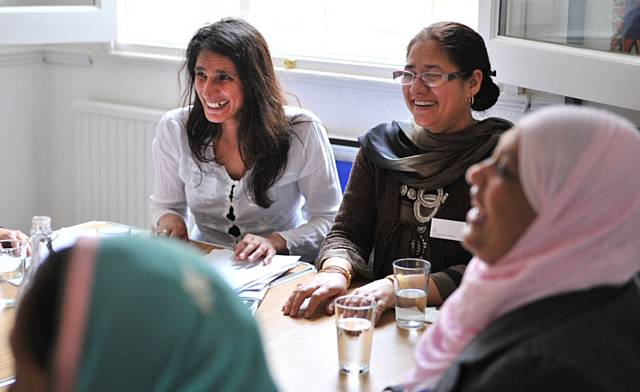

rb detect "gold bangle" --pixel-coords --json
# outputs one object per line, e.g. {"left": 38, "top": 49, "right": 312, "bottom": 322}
{"left": 320, "top": 266, "right": 351, "bottom": 286}
{"left": 319, "top": 265, "right": 352, "bottom": 286}
{"left": 396, "top": 274, "right": 409, "bottom": 290}
{"left": 385, "top": 274, "right": 395, "bottom": 287}
{"left": 322, "top": 258, "right": 353, "bottom": 272}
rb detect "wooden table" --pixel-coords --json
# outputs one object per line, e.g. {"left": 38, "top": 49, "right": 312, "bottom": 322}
{"left": 0, "top": 285, "right": 16, "bottom": 390}
{"left": 0, "top": 234, "right": 423, "bottom": 391}
{"left": 192, "top": 238, "right": 422, "bottom": 391}
{"left": 256, "top": 274, "right": 421, "bottom": 392}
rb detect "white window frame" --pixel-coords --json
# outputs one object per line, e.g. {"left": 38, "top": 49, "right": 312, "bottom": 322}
{"left": 113, "top": 0, "right": 480, "bottom": 79}
{"left": 479, "top": 0, "right": 640, "bottom": 111}
{"left": 0, "top": 0, "right": 115, "bottom": 45}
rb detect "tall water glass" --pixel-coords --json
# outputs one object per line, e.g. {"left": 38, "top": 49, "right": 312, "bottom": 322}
{"left": 334, "top": 295, "right": 375, "bottom": 375}
{"left": 0, "top": 239, "right": 27, "bottom": 308}
{"left": 393, "top": 258, "right": 431, "bottom": 330}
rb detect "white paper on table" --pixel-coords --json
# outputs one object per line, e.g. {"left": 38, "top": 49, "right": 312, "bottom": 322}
{"left": 237, "top": 285, "right": 270, "bottom": 302}
{"left": 202, "top": 248, "right": 300, "bottom": 292}
{"left": 51, "top": 222, "right": 138, "bottom": 252}
{"left": 425, "top": 307, "right": 440, "bottom": 324}
{"left": 51, "top": 228, "right": 88, "bottom": 251}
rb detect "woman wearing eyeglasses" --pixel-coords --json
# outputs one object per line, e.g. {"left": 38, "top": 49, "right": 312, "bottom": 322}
{"left": 150, "top": 18, "right": 342, "bottom": 262}
{"left": 283, "top": 22, "right": 511, "bottom": 322}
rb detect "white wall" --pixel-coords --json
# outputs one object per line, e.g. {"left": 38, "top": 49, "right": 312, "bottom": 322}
{"left": 1, "top": 46, "right": 412, "bottom": 230}
{"left": 1, "top": 45, "right": 638, "bottom": 232}
{"left": 0, "top": 49, "right": 43, "bottom": 232}
{"left": 43, "top": 49, "right": 183, "bottom": 229}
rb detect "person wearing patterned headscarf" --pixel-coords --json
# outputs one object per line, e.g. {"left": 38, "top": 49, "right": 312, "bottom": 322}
{"left": 10, "top": 236, "right": 278, "bottom": 391}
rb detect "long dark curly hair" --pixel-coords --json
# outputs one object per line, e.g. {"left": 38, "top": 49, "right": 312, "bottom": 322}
{"left": 182, "top": 18, "right": 291, "bottom": 208}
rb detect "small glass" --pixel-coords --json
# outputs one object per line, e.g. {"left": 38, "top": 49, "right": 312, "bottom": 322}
{"left": 0, "top": 239, "right": 28, "bottom": 308}
{"left": 393, "top": 258, "right": 431, "bottom": 330}
{"left": 334, "top": 295, "right": 375, "bottom": 375}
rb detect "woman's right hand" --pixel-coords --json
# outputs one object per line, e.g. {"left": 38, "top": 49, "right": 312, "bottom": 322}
{"left": 155, "top": 214, "right": 189, "bottom": 241}
{"left": 282, "top": 272, "right": 349, "bottom": 318}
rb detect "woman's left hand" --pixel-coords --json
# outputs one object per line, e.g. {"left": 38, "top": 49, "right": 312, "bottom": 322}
{"left": 234, "top": 233, "right": 286, "bottom": 264}
{"left": 349, "top": 278, "right": 395, "bottom": 325}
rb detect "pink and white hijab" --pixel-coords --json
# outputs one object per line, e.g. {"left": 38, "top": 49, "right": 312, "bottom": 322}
{"left": 405, "top": 106, "right": 640, "bottom": 391}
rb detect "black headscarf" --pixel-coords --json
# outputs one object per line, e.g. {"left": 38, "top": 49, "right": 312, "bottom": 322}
{"left": 358, "top": 117, "right": 512, "bottom": 189}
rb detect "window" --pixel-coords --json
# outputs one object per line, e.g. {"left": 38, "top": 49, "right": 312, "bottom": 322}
{"left": 479, "top": 0, "right": 640, "bottom": 111}
{"left": 1, "top": 1, "right": 94, "bottom": 4}
{"left": 500, "top": 0, "right": 640, "bottom": 56}
{"left": 116, "top": 0, "right": 479, "bottom": 68}
{"left": 0, "top": 0, "right": 115, "bottom": 45}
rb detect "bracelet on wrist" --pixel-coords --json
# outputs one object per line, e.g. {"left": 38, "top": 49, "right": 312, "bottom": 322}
{"left": 385, "top": 274, "right": 395, "bottom": 287}
{"left": 393, "top": 274, "right": 410, "bottom": 289}
{"left": 319, "top": 265, "right": 352, "bottom": 286}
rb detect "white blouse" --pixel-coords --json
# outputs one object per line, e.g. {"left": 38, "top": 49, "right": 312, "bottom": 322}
{"left": 150, "top": 106, "right": 342, "bottom": 261}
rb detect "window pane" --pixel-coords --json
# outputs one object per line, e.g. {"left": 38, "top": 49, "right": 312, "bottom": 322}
{"left": 0, "top": 0, "right": 93, "bottom": 5}
{"left": 117, "top": 0, "right": 479, "bottom": 66}
{"left": 499, "top": 0, "right": 640, "bottom": 57}
{"left": 0, "top": 0, "right": 114, "bottom": 44}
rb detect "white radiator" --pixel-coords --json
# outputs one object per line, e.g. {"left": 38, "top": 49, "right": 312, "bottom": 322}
{"left": 72, "top": 100, "right": 165, "bottom": 229}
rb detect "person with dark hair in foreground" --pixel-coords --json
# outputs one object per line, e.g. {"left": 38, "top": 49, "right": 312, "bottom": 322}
{"left": 10, "top": 236, "right": 278, "bottom": 391}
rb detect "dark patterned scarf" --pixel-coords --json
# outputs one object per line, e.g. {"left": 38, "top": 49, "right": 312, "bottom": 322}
{"left": 358, "top": 117, "right": 513, "bottom": 188}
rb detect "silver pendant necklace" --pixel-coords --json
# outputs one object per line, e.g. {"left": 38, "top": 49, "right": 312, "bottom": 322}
{"left": 400, "top": 185, "right": 449, "bottom": 223}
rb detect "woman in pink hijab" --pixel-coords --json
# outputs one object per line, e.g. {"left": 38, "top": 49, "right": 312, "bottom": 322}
{"left": 403, "top": 106, "right": 640, "bottom": 392}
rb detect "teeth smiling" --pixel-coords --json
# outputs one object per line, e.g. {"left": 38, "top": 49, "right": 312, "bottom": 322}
{"left": 206, "top": 100, "right": 228, "bottom": 109}
{"left": 415, "top": 101, "right": 436, "bottom": 107}
{"left": 466, "top": 207, "right": 486, "bottom": 225}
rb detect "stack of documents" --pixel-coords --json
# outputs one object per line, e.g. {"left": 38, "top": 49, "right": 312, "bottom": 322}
{"left": 50, "top": 223, "right": 305, "bottom": 314}
{"left": 202, "top": 249, "right": 301, "bottom": 312}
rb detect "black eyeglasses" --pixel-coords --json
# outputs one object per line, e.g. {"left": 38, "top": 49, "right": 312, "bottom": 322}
{"left": 226, "top": 184, "right": 241, "bottom": 238}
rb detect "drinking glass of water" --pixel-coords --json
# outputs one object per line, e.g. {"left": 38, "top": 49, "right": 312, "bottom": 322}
{"left": 334, "top": 294, "right": 375, "bottom": 375}
{"left": 0, "top": 239, "right": 28, "bottom": 308}
{"left": 392, "top": 258, "right": 431, "bottom": 330}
